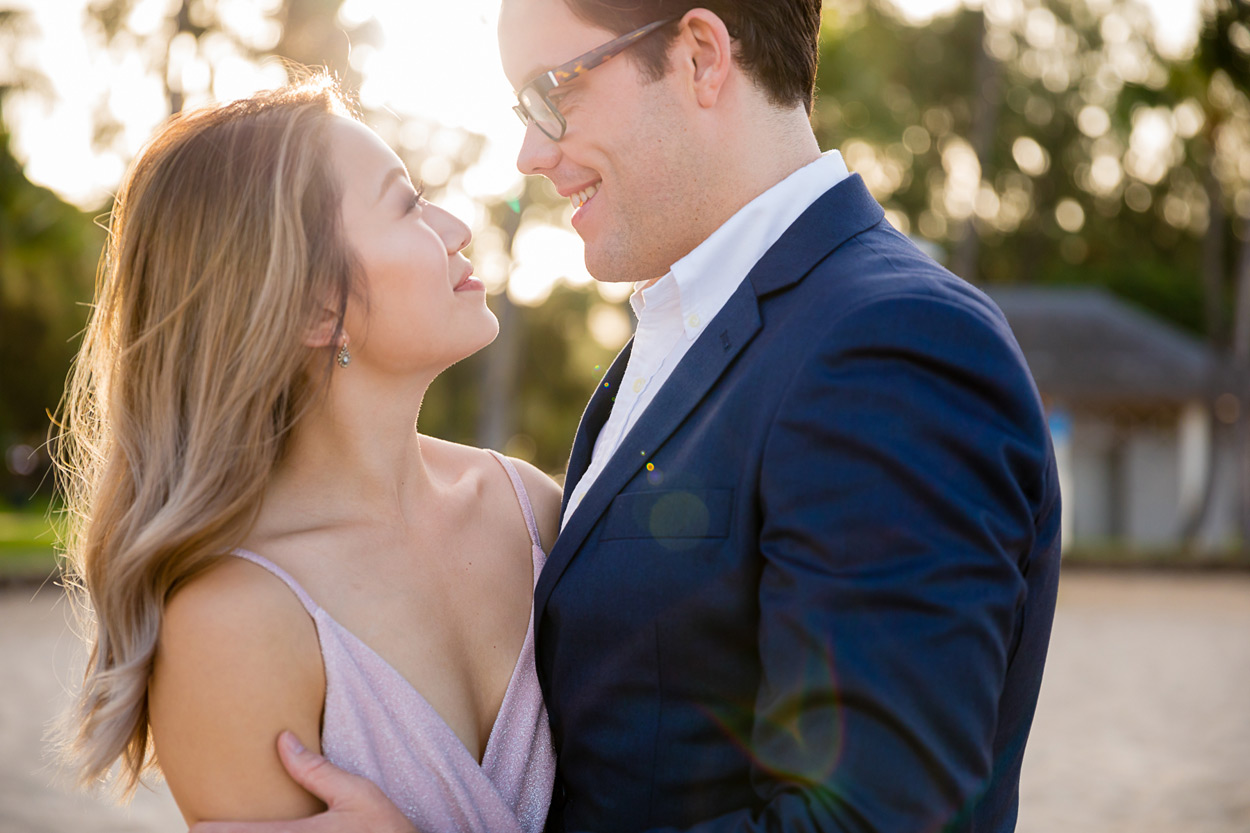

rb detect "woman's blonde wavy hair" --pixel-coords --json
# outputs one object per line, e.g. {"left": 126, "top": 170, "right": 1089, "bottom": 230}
{"left": 55, "top": 74, "right": 360, "bottom": 796}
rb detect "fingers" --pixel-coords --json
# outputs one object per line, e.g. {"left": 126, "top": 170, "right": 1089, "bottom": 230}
{"left": 275, "top": 732, "right": 414, "bottom": 833}
{"left": 275, "top": 731, "right": 346, "bottom": 807}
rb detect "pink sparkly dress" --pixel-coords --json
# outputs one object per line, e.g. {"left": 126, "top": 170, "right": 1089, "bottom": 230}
{"left": 231, "top": 451, "right": 555, "bottom": 833}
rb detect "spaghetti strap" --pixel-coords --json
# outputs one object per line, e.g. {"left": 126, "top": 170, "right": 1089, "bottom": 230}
{"left": 230, "top": 548, "right": 319, "bottom": 616}
{"left": 486, "top": 449, "right": 543, "bottom": 553}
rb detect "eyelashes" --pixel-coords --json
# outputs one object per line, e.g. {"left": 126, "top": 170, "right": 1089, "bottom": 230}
{"left": 406, "top": 181, "right": 426, "bottom": 213}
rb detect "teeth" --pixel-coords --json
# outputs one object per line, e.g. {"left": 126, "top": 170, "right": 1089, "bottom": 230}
{"left": 572, "top": 183, "right": 600, "bottom": 209}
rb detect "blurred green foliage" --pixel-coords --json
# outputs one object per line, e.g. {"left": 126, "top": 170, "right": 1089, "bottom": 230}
{"left": 814, "top": 0, "right": 1242, "bottom": 337}
{"left": 0, "top": 504, "right": 58, "bottom": 579}
{"left": 0, "top": 104, "right": 102, "bottom": 504}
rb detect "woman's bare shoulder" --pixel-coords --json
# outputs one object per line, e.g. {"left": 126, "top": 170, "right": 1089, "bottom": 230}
{"left": 151, "top": 555, "right": 325, "bottom": 823}
{"left": 160, "top": 555, "right": 312, "bottom": 649}
{"left": 502, "top": 457, "right": 563, "bottom": 554}
{"left": 419, "top": 436, "right": 562, "bottom": 551}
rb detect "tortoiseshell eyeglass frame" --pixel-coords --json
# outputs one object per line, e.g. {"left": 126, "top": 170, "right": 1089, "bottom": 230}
{"left": 512, "top": 17, "right": 678, "bottom": 141}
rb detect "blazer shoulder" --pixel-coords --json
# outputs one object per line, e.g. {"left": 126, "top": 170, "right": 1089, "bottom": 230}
{"left": 800, "top": 225, "right": 1015, "bottom": 342}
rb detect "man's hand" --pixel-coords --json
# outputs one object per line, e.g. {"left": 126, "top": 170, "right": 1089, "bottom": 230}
{"left": 191, "top": 732, "right": 416, "bottom": 833}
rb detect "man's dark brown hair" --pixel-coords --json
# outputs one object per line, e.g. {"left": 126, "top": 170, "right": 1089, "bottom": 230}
{"left": 562, "top": 0, "right": 823, "bottom": 113}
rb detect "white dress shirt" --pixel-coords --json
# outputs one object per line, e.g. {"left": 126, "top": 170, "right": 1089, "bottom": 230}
{"left": 562, "top": 150, "right": 852, "bottom": 528}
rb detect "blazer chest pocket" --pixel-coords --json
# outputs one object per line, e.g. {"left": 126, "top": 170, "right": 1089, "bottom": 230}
{"left": 600, "top": 489, "right": 733, "bottom": 542}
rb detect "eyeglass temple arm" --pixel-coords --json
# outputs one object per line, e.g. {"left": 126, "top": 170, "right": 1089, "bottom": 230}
{"left": 545, "top": 18, "right": 676, "bottom": 88}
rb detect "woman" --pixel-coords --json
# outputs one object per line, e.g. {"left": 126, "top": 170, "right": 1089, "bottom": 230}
{"left": 56, "top": 76, "right": 559, "bottom": 831}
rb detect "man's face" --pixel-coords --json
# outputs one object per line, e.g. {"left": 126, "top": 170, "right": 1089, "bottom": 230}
{"left": 499, "top": 0, "right": 704, "bottom": 283}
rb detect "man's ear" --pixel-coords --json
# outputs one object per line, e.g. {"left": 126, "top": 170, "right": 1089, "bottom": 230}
{"left": 674, "top": 9, "right": 734, "bottom": 109}
{"left": 304, "top": 306, "right": 341, "bottom": 349}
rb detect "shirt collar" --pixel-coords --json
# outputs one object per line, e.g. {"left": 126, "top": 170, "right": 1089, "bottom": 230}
{"left": 631, "top": 150, "right": 852, "bottom": 341}
{"left": 629, "top": 271, "right": 683, "bottom": 339}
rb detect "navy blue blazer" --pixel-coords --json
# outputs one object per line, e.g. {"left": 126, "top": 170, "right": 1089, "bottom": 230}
{"left": 538, "top": 174, "right": 1062, "bottom": 833}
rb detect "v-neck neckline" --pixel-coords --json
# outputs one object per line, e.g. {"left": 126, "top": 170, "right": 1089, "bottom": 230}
{"left": 233, "top": 541, "right": 540, "bottom": 768}
{"left": 311, "top": 569, "right": 537, "bottom": 767}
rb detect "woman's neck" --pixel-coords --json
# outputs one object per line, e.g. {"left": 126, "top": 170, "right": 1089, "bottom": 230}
{"left": 268, "top": 368, "right": 437, "bottom": 527}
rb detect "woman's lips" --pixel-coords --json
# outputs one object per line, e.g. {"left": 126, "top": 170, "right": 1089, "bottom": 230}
{"left": 454, "top": 270, "right": 485, "bottom": 292}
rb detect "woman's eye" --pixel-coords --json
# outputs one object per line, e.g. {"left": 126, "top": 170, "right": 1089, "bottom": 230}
{"left": 406, "top": 182, "right": 426, "bottom": 213}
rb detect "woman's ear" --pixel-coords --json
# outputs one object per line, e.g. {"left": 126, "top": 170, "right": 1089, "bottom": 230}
{"left": 304, "top": 306, "right": 340, "bottom": 349}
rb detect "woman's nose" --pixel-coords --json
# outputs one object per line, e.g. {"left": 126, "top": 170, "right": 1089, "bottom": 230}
{"left": 430, "top": 205, "right": 471, "bottom": 254}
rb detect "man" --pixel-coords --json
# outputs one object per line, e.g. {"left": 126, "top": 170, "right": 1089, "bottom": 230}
{"left": 201, "top": 1, "right": 1060, "bottom": 831}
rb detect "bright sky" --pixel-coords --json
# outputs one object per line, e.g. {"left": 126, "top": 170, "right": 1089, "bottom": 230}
{"left": 0, "top": 0, "right": 1206, "bottom": 302}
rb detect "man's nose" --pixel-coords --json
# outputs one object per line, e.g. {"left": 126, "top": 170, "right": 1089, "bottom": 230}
{"left": 515, "top": 122, "right": 560, "bottom": 176}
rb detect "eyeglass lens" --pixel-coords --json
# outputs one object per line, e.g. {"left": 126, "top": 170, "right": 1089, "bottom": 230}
{"left": 518, "top": 88, "right": 562, "bottom": 139}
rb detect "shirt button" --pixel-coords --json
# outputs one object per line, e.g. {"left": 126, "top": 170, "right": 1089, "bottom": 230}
{"left": 633, "top": 378, "right": 645, "bottom": 393}
{"left": 688, "top": 313, "right": 701, "bottom": 328}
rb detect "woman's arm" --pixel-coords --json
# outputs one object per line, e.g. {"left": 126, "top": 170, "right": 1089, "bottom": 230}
{"left": 149, "top": 556, "right": 327, "bottom": 825}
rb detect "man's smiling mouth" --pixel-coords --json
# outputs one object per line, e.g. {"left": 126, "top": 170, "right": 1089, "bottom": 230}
{"left": 572, "top": 183, "right": 600, "bottom": 209}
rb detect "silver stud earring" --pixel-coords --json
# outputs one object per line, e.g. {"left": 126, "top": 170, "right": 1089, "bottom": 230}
{"left": 336, "top": 339, "right": 351, "bottom": 368}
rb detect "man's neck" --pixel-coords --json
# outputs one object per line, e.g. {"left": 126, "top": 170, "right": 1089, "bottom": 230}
{"left": 669, "top": 111, "right": 821, "bottom": 274}
{"left": 746, "top": 112, "right": 822, "bottom": 195}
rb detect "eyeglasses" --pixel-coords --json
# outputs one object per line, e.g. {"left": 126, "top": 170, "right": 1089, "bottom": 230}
{"left": 512, "top": 18, "right": 677, "bottom": 141}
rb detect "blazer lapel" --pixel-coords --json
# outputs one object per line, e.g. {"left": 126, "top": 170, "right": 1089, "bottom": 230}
{"left": 537, "top": 173, "right": 886, "bottom": 620}
{"left": 749, "top": 173, "right": 884, "bottom": 297}
{"left": 537, "top": 281, "right": 763, "bottom": 619}
{"left": 560, "top": 340, "right": 633, "bottom": 518}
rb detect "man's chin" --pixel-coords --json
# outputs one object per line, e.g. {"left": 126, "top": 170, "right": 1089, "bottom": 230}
{"left": 583, "top": 236, "right": 669, "bottom": 285}
{"left": 583, "top": 252, "right": 636, "bottom": 285}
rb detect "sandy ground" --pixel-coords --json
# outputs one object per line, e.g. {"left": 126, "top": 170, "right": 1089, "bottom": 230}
{"left": 2, "top": 570, "right": 1249, "bottom": 832}
{"left": 1017, "top": 571, "right": 1250, "bottom": 833}
{"left": 0, "top": 581, "right": 184, "bottom": 832}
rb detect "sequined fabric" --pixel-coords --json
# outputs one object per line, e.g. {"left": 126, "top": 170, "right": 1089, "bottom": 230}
{"left": 232, "top": 451, "right": 555, "bottom": 833}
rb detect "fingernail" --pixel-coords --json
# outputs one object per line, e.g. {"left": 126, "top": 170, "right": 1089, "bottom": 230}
{"left": 280, "top": 731, "right": 306, "bottom": 755}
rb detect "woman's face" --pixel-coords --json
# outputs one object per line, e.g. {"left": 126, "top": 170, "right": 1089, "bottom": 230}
{"left": 328, "top": 115, "right": 498, "bottom": 376}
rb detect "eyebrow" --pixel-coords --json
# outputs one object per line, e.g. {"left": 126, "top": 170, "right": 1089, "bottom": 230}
{"left": 377, "top": 166, "right": 410, "bottom": 204}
